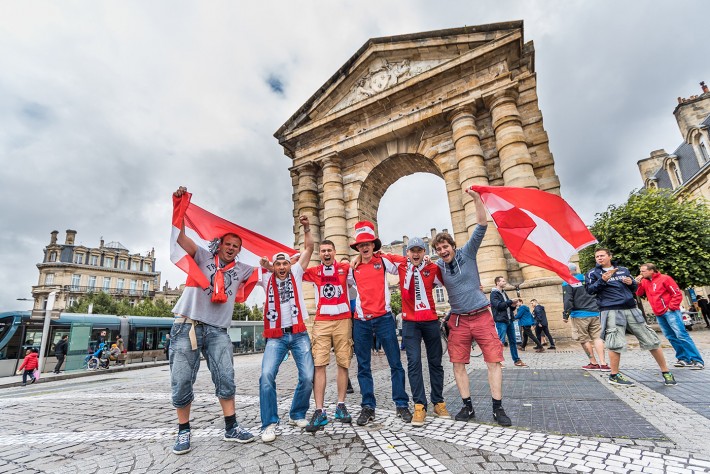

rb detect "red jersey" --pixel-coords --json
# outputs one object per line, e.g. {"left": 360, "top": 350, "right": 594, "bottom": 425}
{"left": 385, "top": 254, "right": 442, "bottom": 322}
{"left": 348, "top": 255, "right": 398, "bottom": 320}
{"left": 304, "top": 261, "right": 351, "bottom": 321}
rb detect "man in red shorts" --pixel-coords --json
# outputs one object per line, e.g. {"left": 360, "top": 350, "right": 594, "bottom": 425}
{"left": 432, "top": 188, "right": 511, "bottom": 426}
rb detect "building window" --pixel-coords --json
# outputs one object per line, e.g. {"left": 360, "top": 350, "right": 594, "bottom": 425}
{"left": 49, "top": 252, "right": 57, "bottom": 262}
{"left": 90, "top": 255, "right": 99, "bottom": 265}
{"left": 74, "top": 253, "right": 84, "bottom": 264}
{"left": 435, "top": 287, "right": 445, "bottom": 304}
{"left": 88, "top": 276, "right": 97, "bottom": 290}
{"left": 103, "top": 277, "right": 111, "bottom": 291}
{"left": 118, "top": 259, "right": 127, "bottom": 270}
{"left": 45, "top": 273, "right": 55, "bottom": 285}
{"left": 131, "top": 261, "right": 138, "bottom": 271}
{"left": 71, "top": 274, "right": 81, "bottom": 290}
{"left": 117, "top": 278, "right": 125, "bottom": 292}
{"left": 144, "top": 263, "right": 151, "bottom": 272}
{"left": 700, "top": 140, "right": 710, "bottom": 163}
{"left": 67, "top": 296, "right": 77, "bottom": 308}
{"left": 129, "top": 280, "right": 137, "bottom": 295}
{"left": 668, "top": 161, "right": 683, "bottom": 188}
{"left": 142, "top": 281, "right": 149, "bottom": 296}
{"left": 104, "top": 257, "right": 114, "bottom": 268}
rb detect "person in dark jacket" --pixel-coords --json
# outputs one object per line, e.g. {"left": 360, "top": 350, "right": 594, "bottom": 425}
{"left": 530, "top": 299, "right": 556, "bottom": 350}
{"left": 490, "top": 277, "right": 526, "bottom": 367}
{"left": 586, "top": 248, "right": 675, "bottom": 387}
{"left": 563, "top": 263, "right": 609, "bottom": 371}
{"left": 514, "top": 300, "right": 544, "bottom": 352}
{"left": 696, "top": 296, "right": 710, "bottom": 329}
{"left": 54, "top": 335, "right": 69, "bottom": 374}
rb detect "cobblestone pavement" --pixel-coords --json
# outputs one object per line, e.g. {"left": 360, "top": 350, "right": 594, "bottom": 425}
{"left": 2, "top": 330, "right": 710, "bottom": 473}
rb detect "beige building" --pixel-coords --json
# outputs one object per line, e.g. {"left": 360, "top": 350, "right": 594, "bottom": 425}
{"left": 31, "top": 230, "right": 161, "bottom": 317}
{"left": 275, "top": 22, "right": 570, "bottom": 337}
{"left": 638, "top": 82, "right": 710, "bottom": 201}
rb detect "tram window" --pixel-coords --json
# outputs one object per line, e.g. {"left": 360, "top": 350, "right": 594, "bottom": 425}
{"left": 144, "top": 328, "right": 156, "bottom": 351}
{"left": 89, "top": 329, "right": 111, "bottom": 351}
{"left": 1, "top": 320, "right": 23, "bottom": 360}
{"left": 134, "top": 329, "right": 145, "bottom": 351}
{"left": 157, "top": 329, "right": 170, "bottom": 349}
{"left": 23, "top": 330, "right": 43, "bottom": 351}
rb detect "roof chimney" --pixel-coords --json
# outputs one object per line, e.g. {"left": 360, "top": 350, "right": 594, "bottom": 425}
{"left": 50, "top": 230, "right": 58, "bottom": 245}
{"left": 65, "top": 229, "right": 77, "bottom": 245}
{"left": 702, "top": 81, "right": 709, "bottom": 94}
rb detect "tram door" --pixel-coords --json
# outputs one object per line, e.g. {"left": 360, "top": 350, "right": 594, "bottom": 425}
{"left": 65, "top": 323, "right": 92, "bottom": 371}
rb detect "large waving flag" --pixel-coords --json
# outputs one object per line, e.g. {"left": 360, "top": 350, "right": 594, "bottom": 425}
{"left": 470, "top": 185, "right": 597, "bottom": 285}
{"left": 171, "top": 192, "right": 296, "bottom": 302}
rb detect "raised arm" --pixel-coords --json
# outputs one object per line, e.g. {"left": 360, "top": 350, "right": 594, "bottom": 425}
{"left": 465, "top": 188, "right": 487, "bottom": 226}
{"left": 174, "top": 186, "right": 198, "bottom": 258}
{"left": 298, "top": 215, "right": 314, "bottom": 270}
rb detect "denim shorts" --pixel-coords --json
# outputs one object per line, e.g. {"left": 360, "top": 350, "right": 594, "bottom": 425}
{"left": 170, "top": 319, "right": 235, "bottom": 408}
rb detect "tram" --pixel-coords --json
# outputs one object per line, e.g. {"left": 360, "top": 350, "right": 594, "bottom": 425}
{"left": 0, "top": 311, "right": 265, "bottom": 377}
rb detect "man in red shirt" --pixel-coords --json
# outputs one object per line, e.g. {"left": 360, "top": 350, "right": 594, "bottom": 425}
{"left": 635, "top": 263, "right": 704, "bottom": 369}
{"left": 348, "top": 221, "right": 411, "bottom": 426}
{"left": 302, "top": 240, "right": 354, "bottom": 431}
{"left": 382, "top": 237, "right": 451, "bottom": 427}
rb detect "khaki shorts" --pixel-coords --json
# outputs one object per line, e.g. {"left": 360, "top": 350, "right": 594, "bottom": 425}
{"left": 571, "top": 316, "right": 602, "bottom": 344}
{"left": 311, "top": 319, "right": 353, "bottom": 368}
{"left": 601, "top": 308, "right": 661, "bottom": 353}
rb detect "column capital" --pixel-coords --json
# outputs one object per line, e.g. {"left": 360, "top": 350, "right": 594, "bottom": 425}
{"left": 483, "top": 87, "right": 519, "bottom": 110}
{"left": 318, "top": 153, "right": 341, "bottom": 170}
{"left": 444, "top": 104, "right": 477, "bottom": 124}
{"left": 291, "top": 161, "right": 319, "bottom": 178}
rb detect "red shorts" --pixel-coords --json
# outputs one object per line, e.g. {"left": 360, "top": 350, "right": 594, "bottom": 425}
{"left": 447, "top": 309, "right": 504, "bottom": 364}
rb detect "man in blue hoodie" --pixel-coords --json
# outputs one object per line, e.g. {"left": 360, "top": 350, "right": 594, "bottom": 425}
{"left": 585, "top": 248, "right": 676, "bottom": 387}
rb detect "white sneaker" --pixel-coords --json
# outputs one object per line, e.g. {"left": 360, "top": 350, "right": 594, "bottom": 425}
{"left": 261, "top": 424, "right": 277, "bottom": 443}
{"left": 288, "top": 417, "right": 308, "bottom": 428}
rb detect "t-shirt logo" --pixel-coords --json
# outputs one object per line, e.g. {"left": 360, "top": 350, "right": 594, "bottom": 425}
{"left": 374, "top": 263, "right": 382, "bottom": 270}
{"left": 423, "top": 270, "right": 430, "bottom": 277}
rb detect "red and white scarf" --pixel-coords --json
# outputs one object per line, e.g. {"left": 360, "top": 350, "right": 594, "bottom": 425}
{"left": 263, "top": 273, "right": 307, "bottom": 339}
{"left": 317, "top": 262, "right": 351, "bottom": 317}
{"left": 211, "top": 255, "right": 236, "bottom": 304}
{"left": 402, "top": 261, "right": 431, "bottom": 318}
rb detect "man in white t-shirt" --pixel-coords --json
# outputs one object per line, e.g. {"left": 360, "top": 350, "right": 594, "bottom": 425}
{"left": 258, "top": 215, "right": 315, "bottom": 443}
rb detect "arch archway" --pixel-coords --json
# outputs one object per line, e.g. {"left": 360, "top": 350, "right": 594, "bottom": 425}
{"left": 275, "top": 23, "right": 567, "bottom": 331}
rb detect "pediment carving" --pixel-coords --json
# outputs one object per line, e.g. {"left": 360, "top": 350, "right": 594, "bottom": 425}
{"left": 329, "top": 58, "right": 449, "bottom": 114}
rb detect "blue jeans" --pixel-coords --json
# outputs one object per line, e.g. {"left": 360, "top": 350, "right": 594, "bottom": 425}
{"left": 495, "top": 321, "right": 521, "bottom": 362}
{"left": 259, "top": 331, "right": 314, "bottom": 429}
{"left": 656, "top": 310, "right": 704, "bottom": 364}
{"left": 402, "top": 320, "right": 444, "bottom": 408}
{"left": 353, "top": 313, "right": 409, "bottom": 410}
{"left": 170, "top": 321, "right": 235, "bottom": 408}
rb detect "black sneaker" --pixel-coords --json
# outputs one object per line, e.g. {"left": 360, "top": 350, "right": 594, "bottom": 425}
{"left": 305, "top": 409, "right": 328, "bottom": 433}
{"left": 346, "top": 379, "right": 355, "bottom": 394}
{"left": 454, "top": 406, "right": 475, "bottom": 422}
{"left": 493, "top": 407, "right": 512, "bottom": 426}
{"left": 396, "top": 407, "right": 413, "bottom": 423}
{"left": 356, "top": 406, "right": 375, "bottom": 426}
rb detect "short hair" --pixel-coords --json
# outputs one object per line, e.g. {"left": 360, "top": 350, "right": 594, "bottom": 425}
{"left": 220, "top": 233, "right": 242, "bottom": 246}
{"left": 641, "top": 263, "right": 658, "bottom": 272}
{"left": 62, "top": 335, "right": 69, "bottom": 340}
{"left": 530, "top": 299, "right": 538, "bottom": 303}
{"left": 339, "top": 257, "right": 350, "bottom": 263}
{"left": 320, "top": 240, "right": 336, "bottom": 249}
{"left": 595, "top": 247, "right": 611, "bottom": 256}
{"left": 494, "top": 276, "right": 505, "bottom": 285}
{"left": 515, "top": 298, "right": 523, "bottom": 303}
{"left": 432, "top": 232, "right": 456, "bottom": 249}
{"left": 32, "top": 348, "right": 39, "bottom": 353}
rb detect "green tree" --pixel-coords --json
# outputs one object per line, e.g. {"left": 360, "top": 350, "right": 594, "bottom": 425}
{"left": 578, "top": 189, "right": 710, "bottom": 289}
{"left": 390, "top": 290, "right": 402, "bottom": 316}
{"left": 66, "top": 292, "right": 173, "bottom": 317}
{"left": 232, "top": 302, "right": 252, "bottom": 321}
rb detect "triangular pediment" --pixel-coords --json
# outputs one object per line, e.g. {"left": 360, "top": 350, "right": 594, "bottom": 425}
{"left": 276, "top": 22, "right": 524, "bottom": 140}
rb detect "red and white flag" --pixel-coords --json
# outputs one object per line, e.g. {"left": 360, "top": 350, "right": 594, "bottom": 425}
{"left": 171, "top": 192, "right": 296, "bottom": 302}
{"left": 470, "top": 185, "right": 597, "bottom": 285}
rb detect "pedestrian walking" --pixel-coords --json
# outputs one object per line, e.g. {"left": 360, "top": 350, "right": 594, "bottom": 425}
{"left": 586, "top": 249, "right": 676, "bottom": 387}
{"left": 514, "top": 299, "right": 544, "bottom": 352}
{"left": 635, "top": 263, "right": 704, "bottom": 370}
{"left": 491, "top": 277, "right": 527, "bottom": 367}
{"left": 697, "top": 296, "right": 710, "bottom": 329}
{"left": 54, "top": 335, "right": 68, "bottom": 373}
{"left": 17, "top": 348, "right": 39, "bottom": 386}
{"left": 531, "top": 299, "right": 556, "bottom": 350}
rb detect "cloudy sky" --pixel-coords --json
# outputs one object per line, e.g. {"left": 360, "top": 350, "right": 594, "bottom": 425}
{"left": 2, "top": 1, "right": 709, "bottom": 311}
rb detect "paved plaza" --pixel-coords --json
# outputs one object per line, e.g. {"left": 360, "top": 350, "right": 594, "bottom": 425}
{"left": 1, "top": 330, "right": 710, "bottom": 473}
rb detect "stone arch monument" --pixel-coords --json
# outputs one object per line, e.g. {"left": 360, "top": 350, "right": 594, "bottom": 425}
{"left": 274, "top": 21, "right": 567, "bottom": 333}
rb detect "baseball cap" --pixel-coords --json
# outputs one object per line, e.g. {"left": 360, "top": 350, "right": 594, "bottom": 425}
{"left": 272, "top": 252, "right": 290, "bottom": 262}
{"left": 407, "top": 237, "right": 427, "bottom": 251}
{"left": 567, "top": 262, "right": 578, "bottom": 273}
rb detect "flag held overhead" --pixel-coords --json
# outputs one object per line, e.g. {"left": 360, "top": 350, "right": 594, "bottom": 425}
{"left": 469, "top": 185, "right": 597, "bottom": 285}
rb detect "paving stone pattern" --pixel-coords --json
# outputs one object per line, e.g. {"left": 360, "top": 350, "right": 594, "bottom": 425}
{"left": 1, "top": 343, "right": 710, "bottom": 473}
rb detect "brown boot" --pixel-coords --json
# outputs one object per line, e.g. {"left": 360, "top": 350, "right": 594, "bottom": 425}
{"left": 411, "top": 404, "right": 426, "bottom": 427}
{"left": 433, "top": 402, "right": 451, "bottom": 419}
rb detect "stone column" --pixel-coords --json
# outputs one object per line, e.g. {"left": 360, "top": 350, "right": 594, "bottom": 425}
{"left": 294, "top": 162, "right": 320, "bottom": 318}
{"left": 319, "top": 154, "right": 349, "bottom": 260}
{"left": 449, "top": 106, "right": 508, "bottom": 286}
{"left": 486, "top": 88, "right": 551, "bottom": 281}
